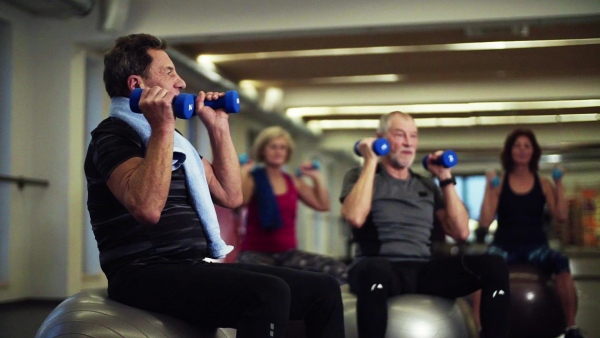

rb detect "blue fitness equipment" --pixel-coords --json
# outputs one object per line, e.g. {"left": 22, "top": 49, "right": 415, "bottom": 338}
{"left": 130, "top": 88, "right": 240, "bottom": 119}
{"left": 552, "top": 168, "right": 563, "bottom": 180}
{"left": 296, "top": 160, "right": 321, "bottom": 177}
{"left": 422, "top": 150, "right": 458, "bottom": 169}
{"left": 354, "top": 138, "right": 390, "bottom": 156}
{"left": 239, "top": 153, "right": 250, "bottom": 165}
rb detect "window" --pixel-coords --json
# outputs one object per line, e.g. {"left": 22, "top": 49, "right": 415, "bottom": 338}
{"left": 463, "top": 175, "right": 486, "bottom": 221}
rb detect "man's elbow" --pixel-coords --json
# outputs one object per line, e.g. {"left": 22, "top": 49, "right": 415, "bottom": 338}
{"left": 131, "top": 208, "right": 162, "bottom": 225}
{"left": 218, "top": 194, "right": 243, "bottom": 209}
{"left": 316, "top": 203, "right": 331, "bottom": 212}
{"left": 226, "top": 190, "right": 245, "bottom": 208}
{"left": 343, "top": 213, "right": 365, "bottom": 229}
{"left": 455, "top": 228, "right": 470, "bottom": 242}
{"left": 230, "top": 194, "right": 244, "bottom": 208}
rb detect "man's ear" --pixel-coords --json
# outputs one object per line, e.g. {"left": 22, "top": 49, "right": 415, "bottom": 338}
{"left": 127, "top": 75, "right": 142, "bottom": 91}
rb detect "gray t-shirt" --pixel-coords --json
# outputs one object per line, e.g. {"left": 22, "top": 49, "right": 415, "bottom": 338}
{"left": 340, "top": 164, "right": 444, "bottom": 261}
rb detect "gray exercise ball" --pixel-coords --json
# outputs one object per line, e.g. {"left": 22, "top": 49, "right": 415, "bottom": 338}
{"left": 342, "top": 286, "right": 478, "bottom": 338}
{"left": 35, "top": 288, "right": 236, "bottom": 338}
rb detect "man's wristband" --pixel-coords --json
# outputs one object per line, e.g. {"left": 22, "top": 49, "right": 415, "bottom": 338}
{"left": 439, "top": 176, "right": 456, "bottom": 188}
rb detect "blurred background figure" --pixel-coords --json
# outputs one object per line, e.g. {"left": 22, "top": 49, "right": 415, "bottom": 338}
{"left": 237, "top": 126, "right": 348, "bottom": 284}
{"left": 475, "top": 128, "right": 584, "bottom": 338}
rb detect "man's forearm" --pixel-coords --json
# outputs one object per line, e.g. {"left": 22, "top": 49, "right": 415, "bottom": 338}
{"left": 312, "top": 177, "right": 331, "bottom": 208}
{"left": 342, "top": 161, "right": 377, "bottom": 227}
{"left": 442, "top": 186, "right": 470, "bottom": 240}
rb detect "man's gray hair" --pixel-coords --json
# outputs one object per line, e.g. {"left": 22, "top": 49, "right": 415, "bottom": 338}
{"left": 377, "top": 111, "right": 414, "bottom": 134}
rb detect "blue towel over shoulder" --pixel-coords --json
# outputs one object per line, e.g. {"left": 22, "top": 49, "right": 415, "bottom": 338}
{"left": 109, "top": 96, "right": 233, "bottom": 259}
{"left": 251, "top": 167, "right": 283, "bottom": 231}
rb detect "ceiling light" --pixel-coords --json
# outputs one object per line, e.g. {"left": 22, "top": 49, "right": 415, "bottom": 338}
{"left": 308, "top": 74, "right": 403, "bottom": 84}
{"left": 239, "top": 81, "right": 259, "bottom": 100}
{"left": 286, "top": 99, "right": 600, "bottom": 118}
{"left": 544, "top": 154, "right": 563, "bottom": 163}
{"left": 307, "top": 113, "right": 598, "bottom": 130}
{"left": 196, "top": 55, "right": 218, "bottom": 72}
{"left": 262, "top": 87, "right": 284, "bottom": 111}
{"left": 199, "top": 38, "right": 600, "bottom": 62}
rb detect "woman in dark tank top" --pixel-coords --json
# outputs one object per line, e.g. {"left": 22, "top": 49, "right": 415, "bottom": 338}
{"left": 475, "top": 128, "right": 584, "bottom": 338}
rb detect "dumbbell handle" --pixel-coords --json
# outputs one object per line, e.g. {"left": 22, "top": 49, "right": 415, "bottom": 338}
{"left": 354, "top": 138, "right": 390, "bottom": 157}
{"left": 296, "top": 160, "right": 321, "bottom": 177}
{"left": 422, "top": 150, "right": 458, "bottom": 169}
{"left": 129, "top": 88, "right": 240, "bottom": 119}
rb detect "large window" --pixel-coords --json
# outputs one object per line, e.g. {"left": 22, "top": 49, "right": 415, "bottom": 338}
{"left": 462, "top": 175, "right": 487, "bottom": 221}
{"left": 436, "top": 174, "right": 490, "bottom": 242}
{"left": 0, "top": 20, "right": 12, "bottom": 282}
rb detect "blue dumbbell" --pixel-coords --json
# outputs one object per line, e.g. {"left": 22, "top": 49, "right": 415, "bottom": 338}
{"left": 296, "top": 160, "right": 321, "bottom": 177}
{"left": 354, "top": 138, "right": 390, "bottom": 157}
{"left": 491, "top": 176, "right": 501, "bottom": 188}
{"left": 552, "top": 168, "right": 563, "bottom": 180}
{"left": 129, "top": 88, "right": 240, "bottom": 119}
{"left": 239, "top": 153, "right": 250, "bottom": 165}
{"left": 422, "top": 150, "right": 458, "bottom": 170}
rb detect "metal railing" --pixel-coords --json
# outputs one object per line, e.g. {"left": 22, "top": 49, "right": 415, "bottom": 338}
{"left": 0, "top": 174, "right": 49, "bottom": 190}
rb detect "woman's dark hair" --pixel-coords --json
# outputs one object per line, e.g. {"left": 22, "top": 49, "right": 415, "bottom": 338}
{"left": 103, "top": 34, "right": 168, "bottom": 98}
{"left": 500, "top": 128, "right": 541, "bottom": 173}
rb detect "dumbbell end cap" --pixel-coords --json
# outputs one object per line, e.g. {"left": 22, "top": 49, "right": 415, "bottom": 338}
{"left": 129, "top": 88, "right": 143, "bottom": 113}
{"left": 372, "top": 138, "right": 390, "bottom": 156}
{"left": 224, "top": 91, "right": 241, "bottom": 114}
{"left": 441, "top": 150, "right": 458, "bottom": 168}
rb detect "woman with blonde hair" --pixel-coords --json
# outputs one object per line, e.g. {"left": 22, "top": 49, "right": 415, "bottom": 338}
{"left": 237, "top": 126, "right": 347, "bottom": 284}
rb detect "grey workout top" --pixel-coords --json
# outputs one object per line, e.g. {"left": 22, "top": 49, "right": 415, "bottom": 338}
{"left": 340, "top": 164, "right": 444, "bottom": 261}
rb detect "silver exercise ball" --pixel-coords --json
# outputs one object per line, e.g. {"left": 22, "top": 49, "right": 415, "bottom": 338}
{"left": 341, "top": 285, "right": 478, "bottom": 338}
{"left": 35, "top": 288, "right": 236, "bottom": 338}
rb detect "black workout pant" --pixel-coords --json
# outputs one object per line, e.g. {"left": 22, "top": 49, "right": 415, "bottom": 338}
{"left": 108, "top": 261, "right": 345, "bottom": 338}
{"left": 348, "top": 254, "right": 510, "bottom": 338}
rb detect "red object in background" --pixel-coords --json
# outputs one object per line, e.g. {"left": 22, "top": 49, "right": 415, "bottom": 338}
{"left": 214, "top": 205, "right": 246, "bottom": 263}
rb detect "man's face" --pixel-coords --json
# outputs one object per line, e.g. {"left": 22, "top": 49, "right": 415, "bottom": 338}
{"left": 140, "top": 49, "right": 186, "bottom": 94}
{"left": 384, "top": 115, "right": 418, "bottom": 169}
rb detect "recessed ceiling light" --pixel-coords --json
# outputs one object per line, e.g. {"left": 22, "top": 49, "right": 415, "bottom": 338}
{"left": 198, "top": 38, "right": 600, "bottom": 62}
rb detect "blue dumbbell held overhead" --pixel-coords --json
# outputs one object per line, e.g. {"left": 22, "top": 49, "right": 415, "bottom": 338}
{"left": 354, "top": 138, "right": 390, "bottom": 157}
{"left": 422, "top": 150, "right": 458, "bottom": 169}
{"left": 130, "top": 88, "right": 240, "bottom": 119}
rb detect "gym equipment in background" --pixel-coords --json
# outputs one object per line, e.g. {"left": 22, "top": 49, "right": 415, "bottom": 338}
{"left": 507, "top": 264, "right": 566, "bottom": 338}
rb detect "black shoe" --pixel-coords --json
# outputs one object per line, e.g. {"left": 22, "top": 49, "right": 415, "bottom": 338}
{"left": 565, "top": 327, "right": 585, "bottom": 338}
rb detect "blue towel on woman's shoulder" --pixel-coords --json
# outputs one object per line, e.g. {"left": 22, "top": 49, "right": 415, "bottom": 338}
{"left": 109, "top": 96, "right": 233, "bottom": 259}
{"left": 251, "top": 167, "right": 283, "bottom": 231}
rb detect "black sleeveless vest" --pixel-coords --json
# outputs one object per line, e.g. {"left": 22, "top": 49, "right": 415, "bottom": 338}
{"left": 493, "top": 173, "right": 547, "bottom": 251}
